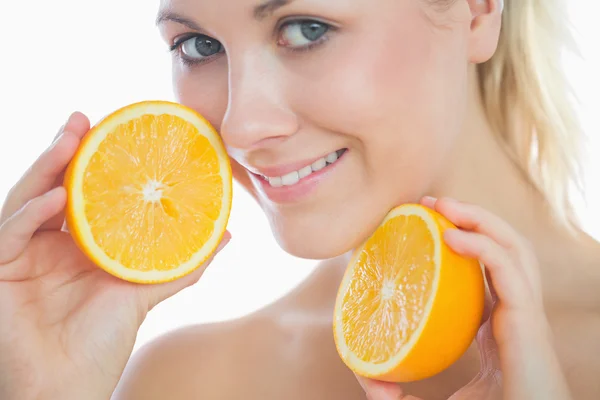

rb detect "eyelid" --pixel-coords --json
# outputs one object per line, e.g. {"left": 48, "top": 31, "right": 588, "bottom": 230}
{"left": 169, "top": 34, "right": 224, "bottom": 67}
{"left": 169, "top": 33, "right": 199, "bottom": 52}
{"left": 169, "top": 17, "right": 336, "bottom": 65}
{"left": 275, "top": 18, "right": 336, "bottom": 51}
{"left": 275, "top": 15, "right": 340, "bottom": 32}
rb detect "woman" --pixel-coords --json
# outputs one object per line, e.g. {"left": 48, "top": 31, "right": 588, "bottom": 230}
{"left": 0, "top": 0, "right": 598, "bottom": 398}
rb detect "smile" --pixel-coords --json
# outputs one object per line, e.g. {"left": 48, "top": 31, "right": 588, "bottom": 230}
{"left": 259, "top": 149, "right": 347, "bottom": 188}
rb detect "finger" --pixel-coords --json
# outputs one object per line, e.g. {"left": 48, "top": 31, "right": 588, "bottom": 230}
{"left": 0, "top": 187, "right": 67, "bottom": 266}
{"left": 0, "top": 112, "right": 89, "bottom": 225}
{"left": 42, "top": 112, "right": 92, "bottom": 230}
{"left": 444, "top": 229, "right": 530, "bottom": 310}
{"left": 37, "top": 130, "right": 80, "bottom": 231}
{"left": 434, "top": 198, "right": 519, "bottom": 250}
{"left": 355, "top": 375, "right": 420, "bottom": 400}
{"left": 476, "top": 320, "right": 502, "bottom": 375}
{"left": 484, "top": 268, "right": 498, "bottom": 303}
{"left": 435, "top": 198, "right": 542, "bottom": 305}
{"left": 138, "top": 231, "right": 232, "bottom": 309}
{"left": 57, "top": 111, "right": 91, "bottom": 140}
{"left": 49, "top": 112, "right": 90, "bottom": 142}
{"left": 419, "top": 196, "right": 437, "bottom": 210}
{"left": 481, "top": 271, "right": 496, "bottom": 323}
{"left": 450, "top": 322, "right": 503, "bottom": 400}
{"left": 422, "top": 194, "right": 496, "bottom": 311}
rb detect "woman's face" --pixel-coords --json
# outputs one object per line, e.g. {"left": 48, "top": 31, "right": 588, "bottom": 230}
{"left": 158, "top": 0, "right": 476, "bottom": 259}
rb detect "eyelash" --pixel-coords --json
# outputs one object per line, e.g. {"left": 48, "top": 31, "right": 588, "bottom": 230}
{"left": 169, "top": 34, "right": 215, "bottom": 67}
{"left": 276, "top": 19, "right": 333, "bottom": 53}
{"left": 169, "top": 19, "right": 334, "bottom": 67}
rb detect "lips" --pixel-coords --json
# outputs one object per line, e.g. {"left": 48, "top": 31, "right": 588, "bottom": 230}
{"left": 259, "top": 149, "right": 346, "bottom": 187}
{"left": 242, "top": 148, "right": 348, "bottom": 204}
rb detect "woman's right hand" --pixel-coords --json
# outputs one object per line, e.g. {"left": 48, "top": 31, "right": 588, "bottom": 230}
{"left": 0, "top": 113, "right": 231, "bottom": 400}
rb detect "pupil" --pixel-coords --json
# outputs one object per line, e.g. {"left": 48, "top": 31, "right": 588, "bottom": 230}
{"left": 301, "top": 22, "right": 327, "bottom": 41}
{"left": 196, "top": 37, "right": 221, "bottom": 56}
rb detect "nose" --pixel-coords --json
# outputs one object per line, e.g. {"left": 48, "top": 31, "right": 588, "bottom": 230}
{"left": 220, "top": 49, "right": 299, "bottom": 150}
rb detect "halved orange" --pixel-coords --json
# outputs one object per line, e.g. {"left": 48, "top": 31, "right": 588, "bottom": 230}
{"left": 64, "top": 100, "right": 232, "bottom": 284}
{"left": 333, "top": 204, "right": 485, "bottom": 382}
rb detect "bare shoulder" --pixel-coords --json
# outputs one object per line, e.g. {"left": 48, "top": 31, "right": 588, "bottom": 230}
{"left": 112, "top": 257, "right": 365, "bottom": 400}
{"left": 546, "top": 235, "right": 600, "bottom": 399}
{"left": 112, "top": 318, "right": 250, "bottom": 399}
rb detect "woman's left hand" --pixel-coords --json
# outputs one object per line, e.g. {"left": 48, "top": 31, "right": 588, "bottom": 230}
{"left": 355, "top": 197, "right": 572, "bottom": 400}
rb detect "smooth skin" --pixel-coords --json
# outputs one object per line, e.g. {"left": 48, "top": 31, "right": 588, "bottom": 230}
{"left": 357, "top": 197, "right": 572, "bottom": 399}
{"left": 1, "top": 0, "right": 600, "bottom": 399}
{"left": 0, "top": 114, "right": 231, "bottom": 400}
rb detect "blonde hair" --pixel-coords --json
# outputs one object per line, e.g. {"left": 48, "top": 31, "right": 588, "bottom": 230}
{"left": 477, "top": 0, "right": 584, "bottom": 226}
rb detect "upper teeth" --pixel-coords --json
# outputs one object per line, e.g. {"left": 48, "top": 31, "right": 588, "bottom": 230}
{"left": 266, "top": 150, "right": 343, "bottom": 187}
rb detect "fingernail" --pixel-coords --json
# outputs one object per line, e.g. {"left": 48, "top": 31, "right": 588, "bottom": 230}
{"left": 420, "top": 196, "right": 438, "bottom": 210}
{"left": 56, "top": 113, "right": 76, "bottom": 137}
{"left": 66, "top": 112, "right": 78, "bottom": 124}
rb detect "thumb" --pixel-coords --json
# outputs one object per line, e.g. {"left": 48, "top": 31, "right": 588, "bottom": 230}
{"left": 355, "top": 374, "right": 422, "bottom": 400}
{"left": 481, "top": 268, "right": 498, "bottom": 321}
{"left": 477, "top": 268, "right": 501, "bottom": 374}
{"left": 475, "top": 320, "right": 502, "bottom": 379}
{"left": 137, "top": 231, "right": 232, "bottom": 310}
{"left": 449, "top": 320, "right": 502, "bottom": 398}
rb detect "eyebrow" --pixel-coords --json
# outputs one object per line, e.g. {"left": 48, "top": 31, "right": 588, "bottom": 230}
{"left": 253, "top": 0, "right": 294, "bottom": 20}
{"left": 155, "top": 10, "right": 203, "bottom": 31}
{"left": 156, "top": 0, "right": 295, "bottom": 29}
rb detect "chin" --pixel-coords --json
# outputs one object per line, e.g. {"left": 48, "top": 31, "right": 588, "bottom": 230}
{"left": 265, "top": 206, "right": 390, "bottom": 261}
{"left": 272, "top": 227, "right": 358, "bottom": 261}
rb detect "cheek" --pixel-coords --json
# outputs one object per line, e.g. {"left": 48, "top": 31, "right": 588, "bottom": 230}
{"left": 296, "top": 19, "right": 458, "bottom": 136}
{"left": 291, "top": 13, "right": 469, "bottom": 193}
{"left": 172, "top": 58, "right": 229, "bottom": 131}
{"left": 173, "top": 60, "right": 255, "bottom": 187}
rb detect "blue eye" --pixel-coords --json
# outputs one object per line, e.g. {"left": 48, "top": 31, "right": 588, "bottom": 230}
{"left": 278, "top": 20, "right": 330, "bottom": 49}
{"left": 171, "top": 34, "right": 224, "bottom": 63}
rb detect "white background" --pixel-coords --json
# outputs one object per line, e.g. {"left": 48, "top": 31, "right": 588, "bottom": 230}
{"left": 1, "top": 1, "right": 598, "bottom": 352}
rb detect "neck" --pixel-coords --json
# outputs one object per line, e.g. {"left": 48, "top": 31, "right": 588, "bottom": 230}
{"left": 430, "top": 102, "right": 549, "bottom": 240}
{"left": 430, "top": 80, "right": 600, "bottom": 309}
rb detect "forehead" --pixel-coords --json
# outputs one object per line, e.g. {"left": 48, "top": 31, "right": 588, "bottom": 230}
{"left": 157, "top": 0, "right": 281, "bottom": 33}
{"left": 155, "top": 0, "right": 450, "bottom": 37}
{"left": 158, "top": 0, "right": 288, "bottom": 17}
{"left": 155, "top": 0, "right": 366, "bottom": 38}
{"left": 157, "top": 0, "right": 376, "bottom": 20}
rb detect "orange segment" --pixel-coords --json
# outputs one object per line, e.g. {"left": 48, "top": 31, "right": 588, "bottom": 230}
{"left": 333, "top": 204, "right": 485, "bottom": 382}
{"left": 65, "top": 101, "right": 232, "bottom": 284}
